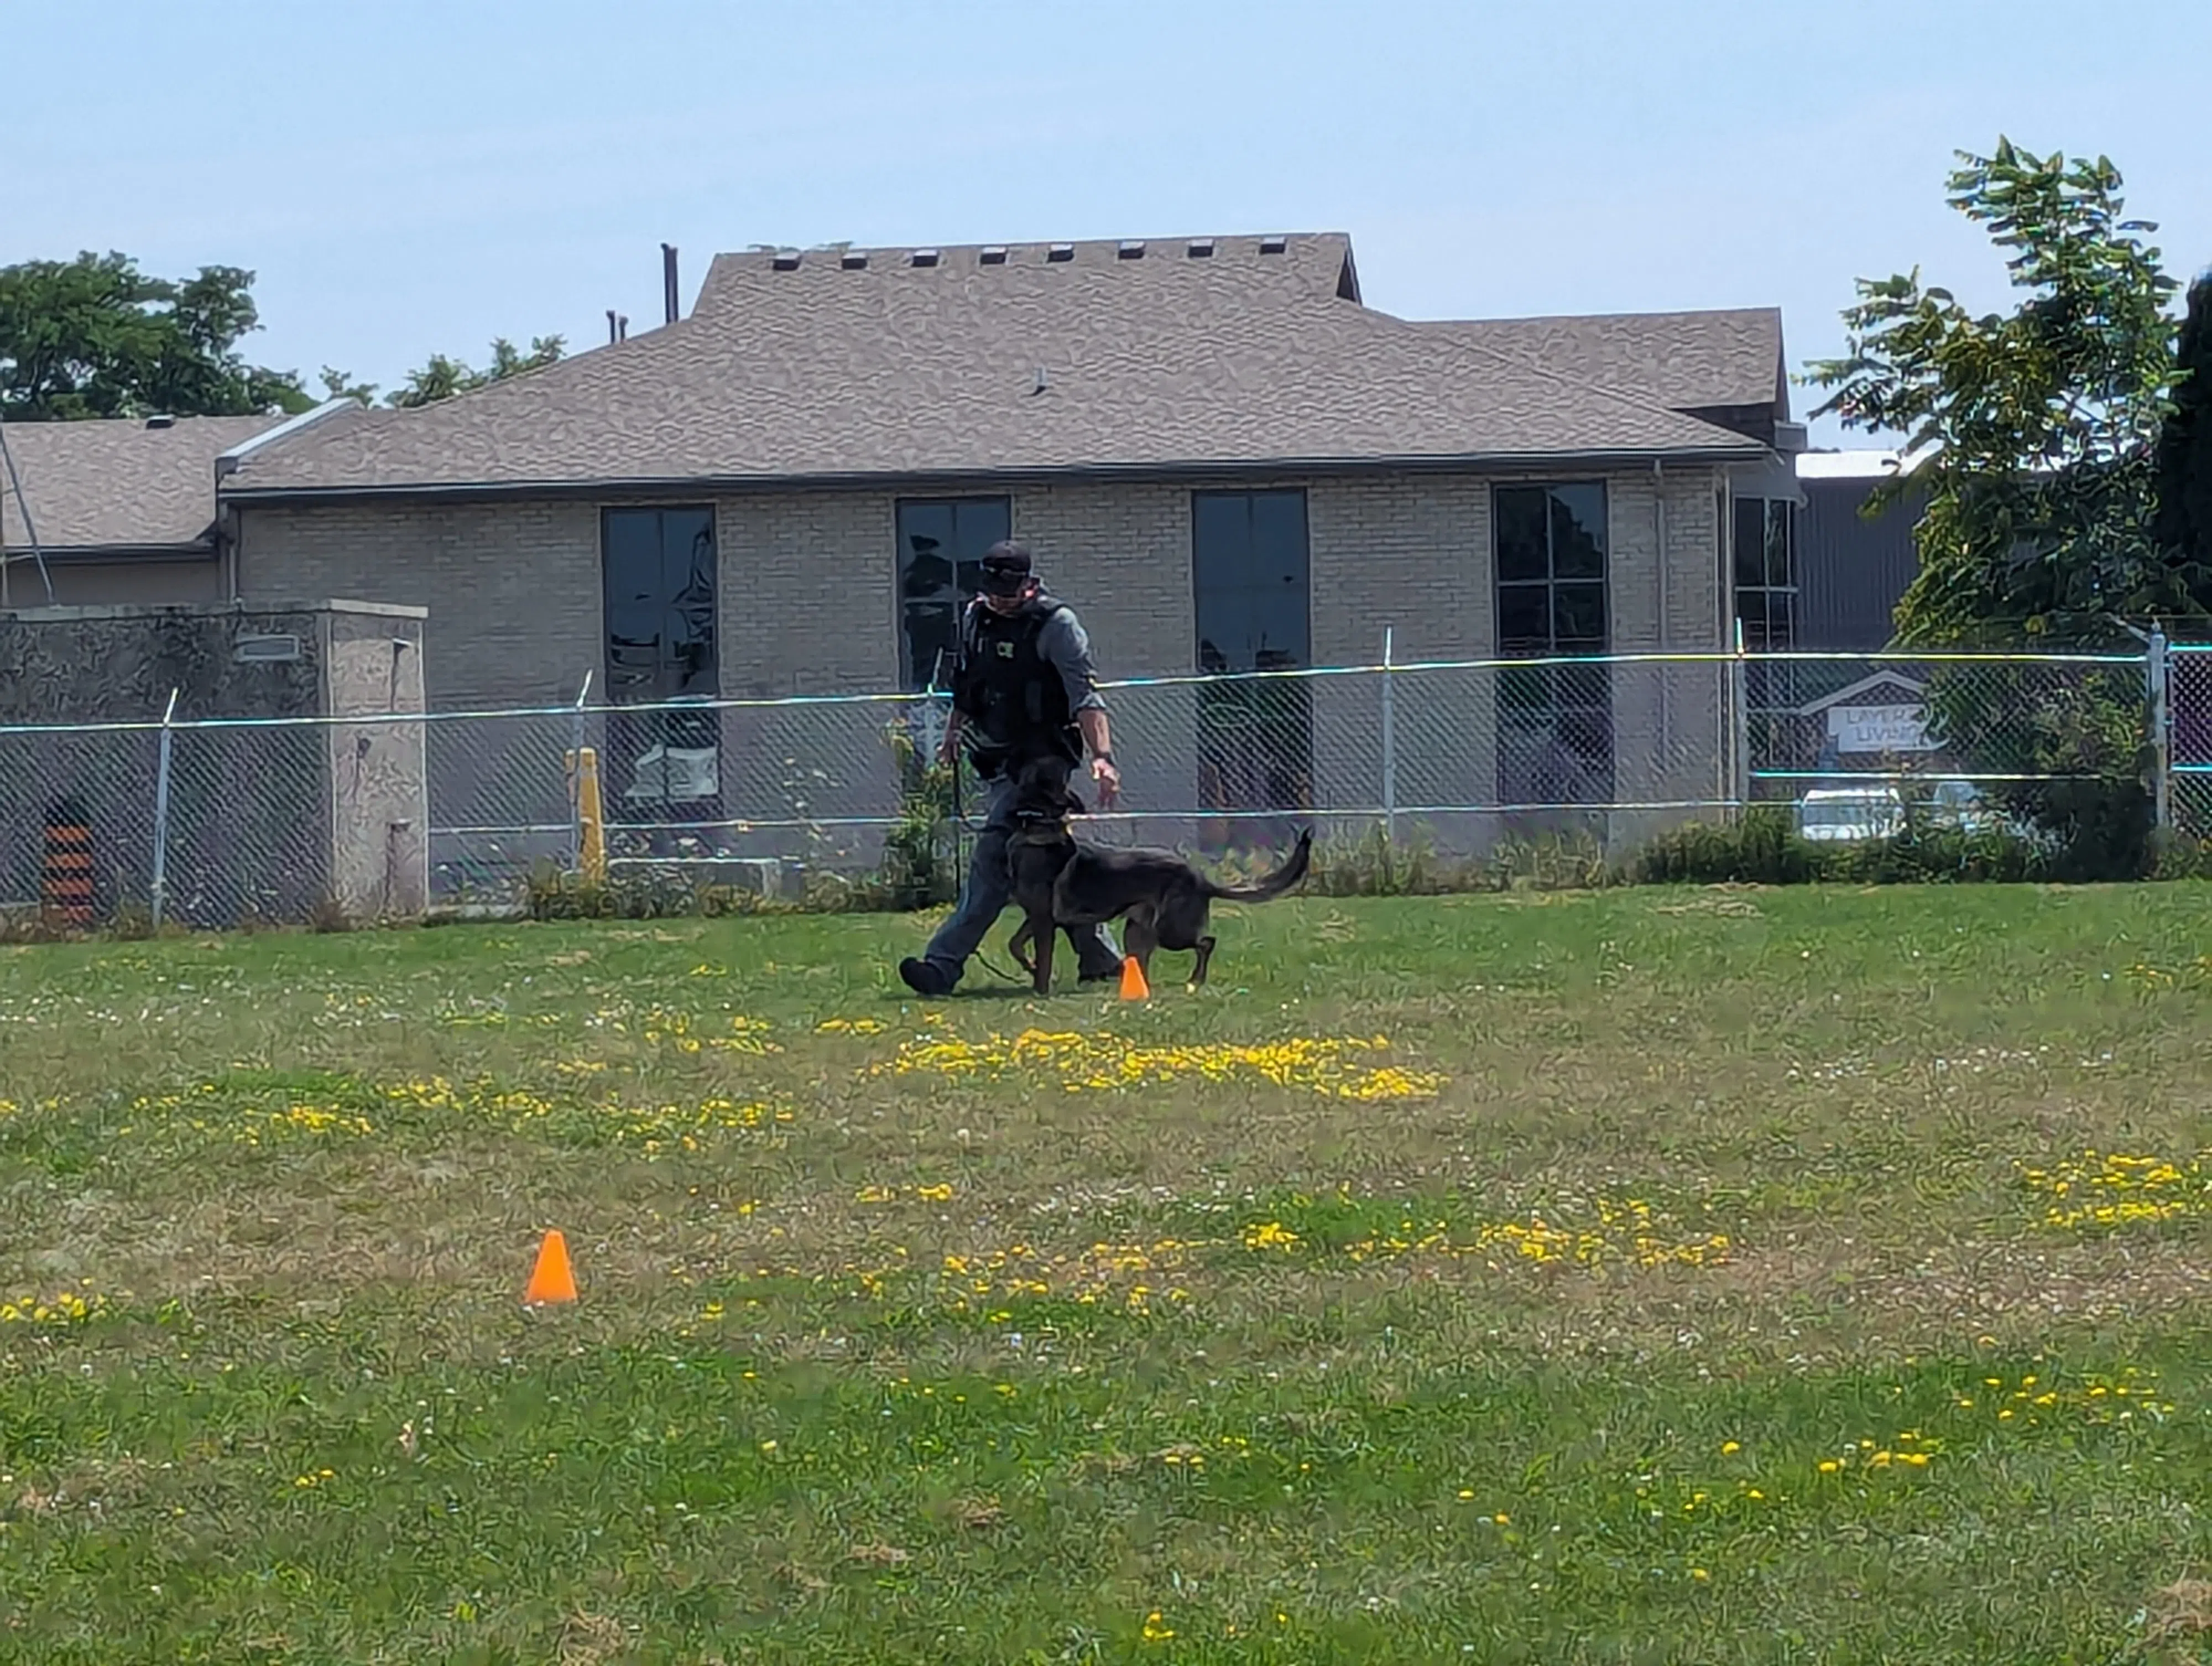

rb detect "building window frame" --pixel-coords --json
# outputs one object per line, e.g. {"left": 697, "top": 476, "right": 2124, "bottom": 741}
{"left": 894, "top": 495, "right": 1013, "bottom": 694}
{"left": 1493, "top": 481, "right": 1613, "bottom": 805}
{"left": 1733, "top": 494, "right": 1798, "bottom": 715}
{"left": 599, "top": 504, "right": 719, "bottom": 705}
{"left": 599, "top": 503, "right": 721, "bottom": 834}
{"left": 1190, "top": 487, "right": 1314, "bottom": 851}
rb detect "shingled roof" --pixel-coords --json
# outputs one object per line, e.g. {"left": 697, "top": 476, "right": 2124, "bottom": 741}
{"left": 1415, "top": 308, "right": 1786, "bottom": 438}
{"left": 1, "top": 414, "right": 281, "bottom": 554}
{"left": 220, "top": 232, "right": 1781, "bottom": 499}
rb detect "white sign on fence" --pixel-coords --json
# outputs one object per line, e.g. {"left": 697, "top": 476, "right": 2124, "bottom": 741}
{"left": 1828, "top": 702, "right": 1936, "bottom": 754}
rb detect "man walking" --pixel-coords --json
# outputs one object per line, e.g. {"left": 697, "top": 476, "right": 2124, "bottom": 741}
{"left": 898, "top": 540, "right": 1124, "bottom": 996}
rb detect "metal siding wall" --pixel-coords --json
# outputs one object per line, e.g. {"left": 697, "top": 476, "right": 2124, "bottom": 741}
{"left": 1797, "top": 478, "right": 1923, "bottom": 650}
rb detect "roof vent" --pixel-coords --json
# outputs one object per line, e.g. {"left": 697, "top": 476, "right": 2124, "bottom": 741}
{"left": 979, "top": 245, "right": 1008, "bottom": 265}
{"left": 1259, "top": 235, "right": 1288, "bottom": 254}
{"left": 1117, "top": 240, "right": 1146, "bottom": 259}
{"left": 1047, "top": 243, "right": 1074, "bottom": 263}
{"left": 233, "top": 633, "right": 302, "bottom": 664}
{"left": 1186, "top": 238, "right": 1215, "bottom": 258}
{"left": 144, "top": 413, "right": 176, "bottom": 429}
{"left": 840, "top": 251, "right": 868, "bottom": 270}
{"left": 770, "top": 251, "right": 801, "bottom": 271}
{"left": 909, "top": 248, "right": 940, "bottom": 268}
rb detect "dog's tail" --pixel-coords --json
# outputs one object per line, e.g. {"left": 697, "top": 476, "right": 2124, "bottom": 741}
{"left": 1204, "top": 826, "right": 1314, "bottom": 902}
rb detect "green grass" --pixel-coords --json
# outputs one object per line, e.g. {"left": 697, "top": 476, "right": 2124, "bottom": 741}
{"left": 3, "top": 885, "right": 2212, "bottom": 1663}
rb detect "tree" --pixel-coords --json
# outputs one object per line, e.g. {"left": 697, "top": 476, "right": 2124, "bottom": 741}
{"left": 2153, "top": 273, "right": 2212, "bottom": 595}
{"left": 0, "top": 251, "right": 312, "bottom": 421}
{"left": 1804, "top": 139, "right": 2198, "bottom": 878}
{"left": 379, "top": 335, "right": 567, "bottom": 409}
{"left": 1807, "top": 138, "right": 2199, "bottom": 649}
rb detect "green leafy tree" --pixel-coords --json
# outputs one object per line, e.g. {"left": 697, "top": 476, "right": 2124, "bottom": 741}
{"left": 1808, "top": 139, "right": 2198, "bottom": 648}
{"left": 380, "top": 335, "right": 567, "bottom": 409}
{"left": 1804, "top": 139, "right": 2197, "bottom": 877}
{"left": 317, "top": 366, "right": 379, "bottom": 406}
{"left": 0, "top": 251, "right": 312, "bottom": 420}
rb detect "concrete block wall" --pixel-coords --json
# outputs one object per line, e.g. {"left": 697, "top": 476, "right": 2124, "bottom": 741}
{"left": 0, "top": 600, "right": 426, "bottom": 924}
{"left": 324, "top": 608, "right": 430, "bottom": 919}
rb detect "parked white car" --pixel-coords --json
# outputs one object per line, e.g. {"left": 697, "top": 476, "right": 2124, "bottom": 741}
{"left": 1794, "top": 785, "right": 1906, "bottom": 843}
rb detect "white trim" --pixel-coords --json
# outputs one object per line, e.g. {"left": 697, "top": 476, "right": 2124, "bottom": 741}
{"left": 214, "top": 398, "right": 360, "bottom": 477}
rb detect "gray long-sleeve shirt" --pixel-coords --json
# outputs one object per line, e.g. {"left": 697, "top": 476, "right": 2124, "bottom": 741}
{"left": 1032, "top": 605, "right": 1107, "bottom": 716}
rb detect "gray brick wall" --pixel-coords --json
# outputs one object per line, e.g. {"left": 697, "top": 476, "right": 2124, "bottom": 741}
{"left": 232, "top": 459, "right": 1745, "bottom": 850}
{"left": 238, "top": 499, "right": 601, "bottom": 706}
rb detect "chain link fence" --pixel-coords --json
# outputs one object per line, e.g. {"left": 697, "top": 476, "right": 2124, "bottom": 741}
{"left": 1742, "top": 649, "right": 2157, "bottom": 843}
{"left": 0, "top": 648, "right": 2180, "bottom": 928}
{"left": 2169, "top": 644, "right": 2212, "bottom": 837}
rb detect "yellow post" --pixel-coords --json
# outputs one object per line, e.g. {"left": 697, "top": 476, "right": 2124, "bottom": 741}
{"left": 566, "top": 746, "right": 607, "bottom": 885}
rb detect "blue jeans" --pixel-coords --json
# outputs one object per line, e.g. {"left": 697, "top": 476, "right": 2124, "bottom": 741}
{"left": 918, "top": 768, "right": 1121, "bottom": 987}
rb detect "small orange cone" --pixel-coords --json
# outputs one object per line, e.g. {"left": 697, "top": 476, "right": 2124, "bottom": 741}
{"left": 1118, "top": 956, "right": 1150, "bottom": 1001}
{"left": 524, "top": 1228, "right": 578, "bottom": 1305}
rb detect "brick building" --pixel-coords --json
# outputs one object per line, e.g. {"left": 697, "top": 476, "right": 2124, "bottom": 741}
{"left": 15, "top": 233, "right": 1813, "bottom": 858}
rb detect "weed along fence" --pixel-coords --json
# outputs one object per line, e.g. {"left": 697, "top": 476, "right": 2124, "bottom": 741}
{"left": 0, "top": 641, "right": 2193, "bottom": 925}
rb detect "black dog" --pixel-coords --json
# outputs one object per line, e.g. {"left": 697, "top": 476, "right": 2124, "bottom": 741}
{"left": 1003, "top": 757, "right": 1313, "bottom": 995}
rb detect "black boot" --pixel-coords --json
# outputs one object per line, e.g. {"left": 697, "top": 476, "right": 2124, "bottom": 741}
{"left": 898, "top": 956, "right": 954, "bottom": 997}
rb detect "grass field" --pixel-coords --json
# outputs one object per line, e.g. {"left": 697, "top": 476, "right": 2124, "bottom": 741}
{"left": 3, "top": 883, "right": 2211, "bottom": 1663}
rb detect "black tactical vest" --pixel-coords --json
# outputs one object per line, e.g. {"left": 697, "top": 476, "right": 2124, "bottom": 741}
{"left": 953, "top": 593, "right": 1083, "bottom": 775}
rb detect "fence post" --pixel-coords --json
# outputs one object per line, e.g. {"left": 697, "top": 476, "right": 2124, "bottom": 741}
{"left": 2149, "top": 625, "right": 2172, "bottom": 832}
{"left": 1729, "top": 618, "right": 1751, "bottom": 821}
{"left": 149, "top": 688, "right": 180, "bottom": 929}
{"left": 1380, "top": 626, "right": 1397, "bottom": 846}
{"left": 565, "top": 673, "right": 592, "bottom": 870}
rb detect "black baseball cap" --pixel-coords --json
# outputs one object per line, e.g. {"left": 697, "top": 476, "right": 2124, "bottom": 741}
{"left": 978, "top": 540, "right": 1035, "bottom": 596}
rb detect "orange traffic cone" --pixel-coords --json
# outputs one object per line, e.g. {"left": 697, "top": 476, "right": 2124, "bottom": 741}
{"left": 1118, "top": 956, "right": 1150, "bottom": 1001}
{"left": 524, "top": 1228, "right": 578, "bottom": 1305}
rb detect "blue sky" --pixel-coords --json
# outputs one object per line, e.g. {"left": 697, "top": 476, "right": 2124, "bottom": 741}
{"left": 8, "top": 0, "right": 2209, "bottom": 446}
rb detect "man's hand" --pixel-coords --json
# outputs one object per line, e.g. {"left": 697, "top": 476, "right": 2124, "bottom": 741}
{"left": 1076, "top": 709, "right": 1117, "bottom": 810}
{"left": 936, "top": 711, "right": 962, "bottom": 768}
{"left": 1089, "top": 754, "right": 1121, "bottom": 810}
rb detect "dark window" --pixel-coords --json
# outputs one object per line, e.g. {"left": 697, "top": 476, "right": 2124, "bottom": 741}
{"left": 1193, "top": 489, "right": 1311, "bottom": 674}
{"left": 895, "top": 497, "right": 1011, "bottom": 692}
{"left": 601, "top": 506, "right": 719, "bottom": 831}
{"left": 602, "top": 506, "right": 717, "bottom": 704}
{"left": 1733, "top": 496, "right": 1798, "bottom": 714}
{"left": 1192, "top": 490, "right": 1314, "bottom": 852}
{"left": 1494, "top": 483, "right": 1613, "bottom": 804}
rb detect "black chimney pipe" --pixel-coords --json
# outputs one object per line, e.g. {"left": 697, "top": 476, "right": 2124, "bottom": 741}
{"left": 661, "top": 243, "right": 679, "bottom": 325}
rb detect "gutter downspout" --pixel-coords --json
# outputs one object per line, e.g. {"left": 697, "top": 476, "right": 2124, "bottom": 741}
{"left": 223, "top": 503, "right": 241, "bottom": 603}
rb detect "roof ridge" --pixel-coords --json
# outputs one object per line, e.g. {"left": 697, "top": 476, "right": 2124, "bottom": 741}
{"left": 706, "top": 230, "right": 1349, "bottom": 260}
